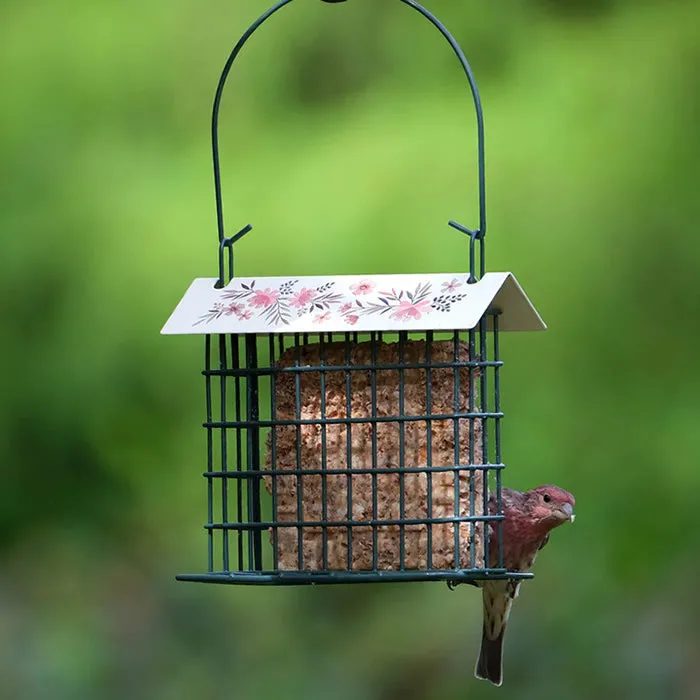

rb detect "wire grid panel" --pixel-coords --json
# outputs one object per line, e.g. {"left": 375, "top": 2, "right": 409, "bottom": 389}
{"left": 200, "top": 321, "right": 504, "bottom": 583}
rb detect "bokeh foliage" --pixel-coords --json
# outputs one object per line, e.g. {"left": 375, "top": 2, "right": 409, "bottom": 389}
{"left": 2, "top": 0, "right": 700, "bottom": 698}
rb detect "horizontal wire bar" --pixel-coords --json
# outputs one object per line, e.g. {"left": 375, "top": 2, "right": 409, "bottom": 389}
{"left": 204, "top": 410, "right": 503, "bottom": 430}
{"left": 204, "top": 463, "right": 505, "bottom": 478}
{"left": 176, "top": 570, "right": 535, "bottom": 585}
{"left": 205, "top": 514, "right": 504, "bottom": 530}
{"left": 203, "top": 359, "right": 503, "bottom": 377}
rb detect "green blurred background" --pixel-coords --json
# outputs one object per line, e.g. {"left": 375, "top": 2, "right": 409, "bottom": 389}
{"left": 2, "top": 0, "right": 700, "bottom": 698}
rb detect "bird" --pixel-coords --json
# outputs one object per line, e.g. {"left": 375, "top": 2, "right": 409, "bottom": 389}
{"left": 474, "top": 484, "right": 576, "bottom": 687}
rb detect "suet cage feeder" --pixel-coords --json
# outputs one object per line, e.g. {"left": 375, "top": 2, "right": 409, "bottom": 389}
{"left": 162, "top": 0, "right": 546, "bottom": 587}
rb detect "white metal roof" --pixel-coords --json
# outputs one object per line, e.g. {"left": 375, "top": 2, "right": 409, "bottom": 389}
{"left": 161, "top": 271, "right": 545, "bottom": 335}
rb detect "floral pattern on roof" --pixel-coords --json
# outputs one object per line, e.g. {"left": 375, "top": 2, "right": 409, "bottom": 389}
{"left": 194, "top": 277, "right": 468, "bottom": 328}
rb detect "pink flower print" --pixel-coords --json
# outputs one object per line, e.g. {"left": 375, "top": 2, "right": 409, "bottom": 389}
{"left": 340, "top": 302, "right": 353, "bottom": 314}
{"left": 290, "top": 288, "right": 315, "bottom": 308}
{"left": 345, "top": 314, "right": 359, "bottom": 326}
{"left": 313, "top": 311, "right": 332, "bottom": 324}
{"left": 441, "top": 278, "right": 462, "bottom": 293}
{"left": 350, "top": 280, "right": 375, "bottom": 296}
{"left": 237, "top": 309, "right": 253, "bottom": 320}
{"left": 248, "top": 288, "right": 280, "bottom": 308}
{"left": 391, "top": 300, "right": 432, "bottom": 321}
{"left": 225, "top": 302, "right": 245, "bottom": 316}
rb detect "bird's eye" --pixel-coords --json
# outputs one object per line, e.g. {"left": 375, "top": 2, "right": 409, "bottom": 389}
{"left": 543, "top": 494, "right": 551, "bottom": 503}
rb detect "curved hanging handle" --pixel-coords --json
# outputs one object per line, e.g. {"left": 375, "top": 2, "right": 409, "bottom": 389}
{"left": 212, "top": 0, "right": 486, "bottom": 285}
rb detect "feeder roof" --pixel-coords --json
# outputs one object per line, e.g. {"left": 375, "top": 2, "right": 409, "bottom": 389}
{"left": 161, "top": 272, "right": 545, "bottom": 336}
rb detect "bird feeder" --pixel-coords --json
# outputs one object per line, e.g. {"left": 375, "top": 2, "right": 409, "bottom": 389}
{"left": 162, "top": 0, "right": 546, "bottom": 587}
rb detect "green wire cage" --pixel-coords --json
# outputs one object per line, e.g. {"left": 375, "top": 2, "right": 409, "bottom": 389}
{"left": 162, "top": 0, "right": 546, "bottom": 587}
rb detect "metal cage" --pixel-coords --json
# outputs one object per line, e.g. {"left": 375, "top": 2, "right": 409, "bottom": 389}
{"left": 162, "top": 0, "right": 546, "bottom": 586}
{"left": 188, "top": 323, "right": 501, "bottom": 585}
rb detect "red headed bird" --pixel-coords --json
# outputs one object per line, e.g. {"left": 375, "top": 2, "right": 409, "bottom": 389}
{"left": 474, "top": 485, "right": 576, "bottom": 686}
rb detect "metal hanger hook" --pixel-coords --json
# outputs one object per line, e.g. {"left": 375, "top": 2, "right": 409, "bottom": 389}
{"left": 211, "top": 0, "right": 487, "bottom": 283}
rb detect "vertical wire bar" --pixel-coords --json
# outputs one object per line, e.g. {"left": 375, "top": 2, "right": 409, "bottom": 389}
{"left": 452, "top": 330, "right": 461, "bottom": 570}
{"left": 320, "top": 334, "right": 329, "bottom": 570}
{"left": 370, "top": 332, "right": 379, "bottom": 570}
{"left": 232, "top": 335, "right": 244, "bottom": 570}
{"left": 268, "top": 334, "right": 279, "bottom": 571}
{"left": 425, "top": 331, "right": 434, "bottom": 570}
{"left": 468, "top": 326, "right": 476, "bottom": 569}
{"left": 227, "top": 243, "right": 233, "bottom": 283}
{"left": 479, "top": 315, "right": 490, "bottom": 571}
{"left": 469, "top": 235, "right": 477, "bottom": 284}
{"left": 205, "top": 336, "right": 214, "bottom": 573}
{"left": 218, "top": 335, "right": 230, "bottom": 572}
{"left": 344, "top": 334, "right": 354, "bottom": 570}
{"left": 479, "top": 236, "right": 486, "bottom": 279}
{"left": 493, "top": 313, "right": 503, "bottom": 570}
{"left": 245, "top": 335, "right": 262, "bottom": 570}
{"left": 294, "top": 334, "right": 304, "bottom": 570}
{"left": 398, "top": 331, "right": 407, "bottom": 570}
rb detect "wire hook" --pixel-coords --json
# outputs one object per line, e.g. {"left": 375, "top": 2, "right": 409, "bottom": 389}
{"left": 211, "top": 0, "right": 487, "bottom": 284}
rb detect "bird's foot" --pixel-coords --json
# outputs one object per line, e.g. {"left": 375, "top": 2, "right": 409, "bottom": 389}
{"left": 447, "top": 579, "right": 479, "bottom": 590}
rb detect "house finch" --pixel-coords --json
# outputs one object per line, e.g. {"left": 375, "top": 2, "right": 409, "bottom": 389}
{"left": 474, "top": 484, "right": 576, "bottom": 686}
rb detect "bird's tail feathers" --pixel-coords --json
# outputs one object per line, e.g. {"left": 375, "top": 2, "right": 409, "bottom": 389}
{"left": 474, "top": 624, "right": 505, "bottom": 687}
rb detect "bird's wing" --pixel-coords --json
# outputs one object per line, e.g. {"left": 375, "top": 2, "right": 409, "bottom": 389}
{"left": 487, "top": 487, "right": 524, "bottom": 515}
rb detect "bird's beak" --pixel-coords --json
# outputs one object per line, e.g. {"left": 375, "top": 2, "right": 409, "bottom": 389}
{"left": 560, "top": 502, "right": 575, "bottom": 522}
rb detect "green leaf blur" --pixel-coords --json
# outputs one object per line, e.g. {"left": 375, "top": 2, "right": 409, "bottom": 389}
{"left": 2, "top": 1, "right": 699, "bottom": 698}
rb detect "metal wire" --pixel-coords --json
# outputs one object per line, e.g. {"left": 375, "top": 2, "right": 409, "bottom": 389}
{"left": 479, "top": 313, "right": 490, "bottom": 570}
{"left": 177, "top": 570, "right": 533, "bottom": 586}
{"left": 205, "top": 464, "right": 505, "bottom": 478}
{"left": 218, "top": 335, "right": 230, "bottom": 571}
{"left": 425, "top": 331, "right": 434, "bottom": 569}
{"left": 204, "top": 336, "right": 214, "bottom": 573}
{"left": 398, "top": 332, "right": 407, "bottom": 570}
{"left": 452, "top": 331, "right": 462, "bottom": 569}
{"left": 370, "top": 332, "right": 379, "bottom": 570}
{"left": 293, "top": 334, "right": 304, "bottom": 570}
{"left": 204, "top": 411, "right": 503, "bottom": 430}
{"left": 208, "top": 514, "right": 503, "bottom": 530}
{"left": 344, "top": 334, "right": 354, "bottom": 570}
{"left": 244, "top": 335, "right": 263, "bottom": 569}
{"left": 319, "top": 334, "right": 329, "bottom": 569}
{"left": 267, "top": 334, "right": 279, "bottom": 569}
{"left": 187, "top": 321, "right": 511, "bottom": 585}
{"left": 205, "top": 359, "right": 503, "bottom": 377}
{"left": 210, "top": 0, "right": 486, "bottom": 287}
{"left": 493, "top": 313, "right": 504, "bottom": 570}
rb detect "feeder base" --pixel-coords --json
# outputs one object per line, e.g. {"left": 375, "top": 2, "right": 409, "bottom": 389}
{"left": 175, "top": 569, "right": 534, "bottom": 586}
